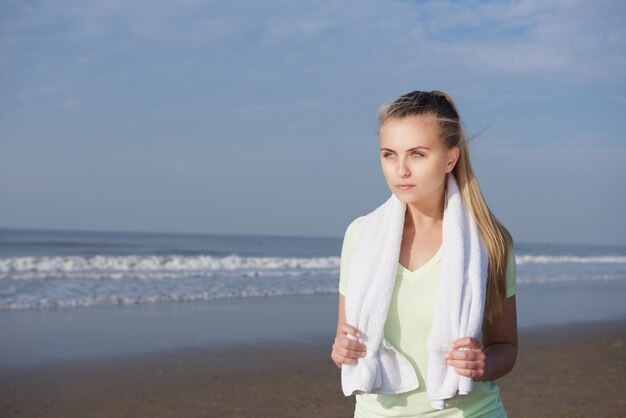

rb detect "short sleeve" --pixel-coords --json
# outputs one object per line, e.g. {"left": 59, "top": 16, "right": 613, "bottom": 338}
{"left": 338, "top": 216, "right": 365, "bottom": 295}
{"left": 505, "top": 246, "right": 517, "bottom": 298}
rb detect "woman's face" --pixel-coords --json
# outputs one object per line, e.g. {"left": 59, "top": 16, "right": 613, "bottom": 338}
{"left": 379, "top": 114, "right": 459, "bottom": 206}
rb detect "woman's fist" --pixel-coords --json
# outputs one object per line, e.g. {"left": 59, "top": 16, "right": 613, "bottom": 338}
{"left": 331, "top": 324, "right": 367, "bottom": 368}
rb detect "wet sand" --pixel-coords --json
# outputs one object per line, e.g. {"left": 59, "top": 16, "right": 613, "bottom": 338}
{"left": 1, "top": 320, "right": 624, "bottom": 417}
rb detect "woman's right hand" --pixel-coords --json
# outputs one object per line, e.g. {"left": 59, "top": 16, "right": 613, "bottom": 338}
{"left": 331, "top": 324, "right": 367, "bottom": 368}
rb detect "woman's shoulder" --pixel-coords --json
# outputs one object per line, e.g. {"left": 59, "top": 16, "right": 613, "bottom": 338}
{"left": 346, "top": 215, "right": 366, "bottom": 231}
{"left": 343, "top": 215, "right": 366, "bottom": 241}
{"left": 341, "top": 216, "right": 366, "bottom": 256}
{"left": 338, "top": 216, "right": 368, "bottom": 295}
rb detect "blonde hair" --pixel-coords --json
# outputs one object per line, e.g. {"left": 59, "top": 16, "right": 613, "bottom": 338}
{"left": 377, "top": 90, "right": 513, "bottom": 322}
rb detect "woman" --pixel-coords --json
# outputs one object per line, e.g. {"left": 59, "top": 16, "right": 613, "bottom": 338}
{"left": 331, "top": 90, "right": 517, "bottom": 417}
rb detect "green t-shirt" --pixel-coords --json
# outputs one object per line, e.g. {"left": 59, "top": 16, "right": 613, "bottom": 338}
{"left": 339, "top": 216, "right": 516, "bottom": 418}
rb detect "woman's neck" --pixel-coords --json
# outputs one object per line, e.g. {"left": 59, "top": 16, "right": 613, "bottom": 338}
{"left": 404, "top": 193, "right": 445, "bottom": 232}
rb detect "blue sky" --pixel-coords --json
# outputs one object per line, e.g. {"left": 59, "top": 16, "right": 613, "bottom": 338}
{"left": 1, "top": 0, "right": 625, "bottom": 245}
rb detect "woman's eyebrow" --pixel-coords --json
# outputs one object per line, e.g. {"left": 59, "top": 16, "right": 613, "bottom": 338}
{"left": 380, "top": 146, "right": 431, "bottom": 152}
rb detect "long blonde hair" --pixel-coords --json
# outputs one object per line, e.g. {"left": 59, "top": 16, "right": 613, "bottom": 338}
{"left": 377, "top": 90, "right": 513, "bottom": 322}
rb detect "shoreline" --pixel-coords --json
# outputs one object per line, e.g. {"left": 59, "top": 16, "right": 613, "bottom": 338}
{"left": 1, "top": 319, "right": 624, "bottom": 417}
{"left": 2, "top": 283, "right": 625, "bottom": 369}
{"left": 0, "top": 293, "right": 340, "bottom": 369}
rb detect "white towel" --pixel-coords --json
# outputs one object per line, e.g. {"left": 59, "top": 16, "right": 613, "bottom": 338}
{"left": 341, "top": 174, "right": 488, "bottom": 410}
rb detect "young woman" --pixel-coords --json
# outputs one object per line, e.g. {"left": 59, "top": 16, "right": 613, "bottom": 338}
{"left": 331, "top": 90, "right": 517, "bottom": 417}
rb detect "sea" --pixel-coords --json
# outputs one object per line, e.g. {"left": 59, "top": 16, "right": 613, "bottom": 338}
{"left": 0, "top": 228, "right": 341, "bottom": 310}
{"left": 1, "top": 228, "right": 625, "bottom": 312}
{"left": 1, "top": 228, "right": 625, "bottom": 367}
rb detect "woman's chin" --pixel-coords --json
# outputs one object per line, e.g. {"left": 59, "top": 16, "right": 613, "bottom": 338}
{"left": 392, "top": 190, "right": 419, "bottom": 204}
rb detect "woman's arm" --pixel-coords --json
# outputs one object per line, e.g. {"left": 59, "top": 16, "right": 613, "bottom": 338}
{"left": 445, "top": 295, "right": 518, "bottom": 381}
{"left": 331, "top": 294, "right": 367, "bottom": 368}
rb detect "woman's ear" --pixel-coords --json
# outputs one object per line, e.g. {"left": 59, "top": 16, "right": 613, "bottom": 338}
{"left": 446, "top": 147, "right": 460, "bottom": 173}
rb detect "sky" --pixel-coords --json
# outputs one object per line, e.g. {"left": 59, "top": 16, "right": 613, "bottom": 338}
{"left": 1, "top": 0, "right": 625, "bottom": 245}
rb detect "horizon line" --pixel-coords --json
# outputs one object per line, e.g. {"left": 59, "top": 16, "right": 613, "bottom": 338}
{"left": 1, "top": 226, "right": 625, "bottom": 248}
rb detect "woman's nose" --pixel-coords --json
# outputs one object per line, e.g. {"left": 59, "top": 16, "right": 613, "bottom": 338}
{"left": 396, "top": 159, "right": 410, "bottom": 178}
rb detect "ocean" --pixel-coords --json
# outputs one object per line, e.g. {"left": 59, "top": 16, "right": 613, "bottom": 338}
{"left": 1, "top": 228, "right": 625, "bottom": 311}
{"left": 0, "top": 228, "right": 341, "bottom": 310}
{"left": 1, "top": 228, "right": 625, "bottom": 367}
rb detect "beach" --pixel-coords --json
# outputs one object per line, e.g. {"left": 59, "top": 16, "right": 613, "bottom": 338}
{"left": 1, "top": 319, "right": 624, "bottom": 418}
{"left": 2, "top": 229, "right": 626, "bottom": 417}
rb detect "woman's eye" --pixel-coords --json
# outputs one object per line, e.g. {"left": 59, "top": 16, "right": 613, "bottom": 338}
{"left": 382, "top": 152, "right": 394, "bottom": 158}
{"left": 412, "top": 151, "right": 424, "bottom": 158}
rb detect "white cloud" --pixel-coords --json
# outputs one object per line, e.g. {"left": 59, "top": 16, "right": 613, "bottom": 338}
{"left": 1, "top": 0, "right": 625, "bottom": 242}
{"left": 402, "top": 0, "right": 626, "bottom": 80}
{"left": 3, "top": 0, "right": 625, "bottom": 82}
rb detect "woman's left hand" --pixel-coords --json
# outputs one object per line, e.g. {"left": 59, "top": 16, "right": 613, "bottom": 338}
{"left": 445, "top": 337, "right": 486, "bottom": 381}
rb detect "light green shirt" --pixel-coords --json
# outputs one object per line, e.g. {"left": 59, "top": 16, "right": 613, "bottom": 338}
{"left": 339, "top": 216, "right": 516, "bottom": 418}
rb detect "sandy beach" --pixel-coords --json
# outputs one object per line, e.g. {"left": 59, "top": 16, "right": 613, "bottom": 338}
{"left": 1, "top": 319, "right": 624, "bottom": 418}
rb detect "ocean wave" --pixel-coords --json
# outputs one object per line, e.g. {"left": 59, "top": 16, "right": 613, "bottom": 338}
{"left": 0, "top": 286, "right": 338, "bottom": 311}
{"left": 0, "top": 268, "right": 338, "bottom": 281}
{"left": 0, "top": 254, "right": 340, "bottom": 276}
{"left": 2, "top": 253, "right": 624, "bottom": 276}
{"left": 516, "top": 255, "right": 626, "bottom": 264}
{"left": 2, "top": 272, "right": 625, "bottom": 311}
{"left": 517, "top": 274, "right": 626, "bottom": 284}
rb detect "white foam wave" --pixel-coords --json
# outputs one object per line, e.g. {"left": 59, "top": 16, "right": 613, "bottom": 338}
{"left": 1, "top": 268, "right": 339, "bottom": 281}
{"left": 0, "top": 254, "right": 340, "bottom": 279}
{"left": 2, "top": 253, "right": 623, "bottom": 279}
{"left": 516, "top": 255, "right": 626, "bottom": 264}
{"left": 0, "top": 287, "right": 338, "bottom": 311}
{"left": 517, "top": 274, "right": 626, "bottom": 284}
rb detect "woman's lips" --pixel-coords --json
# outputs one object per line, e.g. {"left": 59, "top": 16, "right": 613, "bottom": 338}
{"left": 396, "top": 184, "right": 415, "bottom": 190}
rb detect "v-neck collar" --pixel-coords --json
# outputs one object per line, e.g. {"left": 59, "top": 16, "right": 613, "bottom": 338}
{"left": 398, "top": 245, "right": 443, "bottom": 274}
